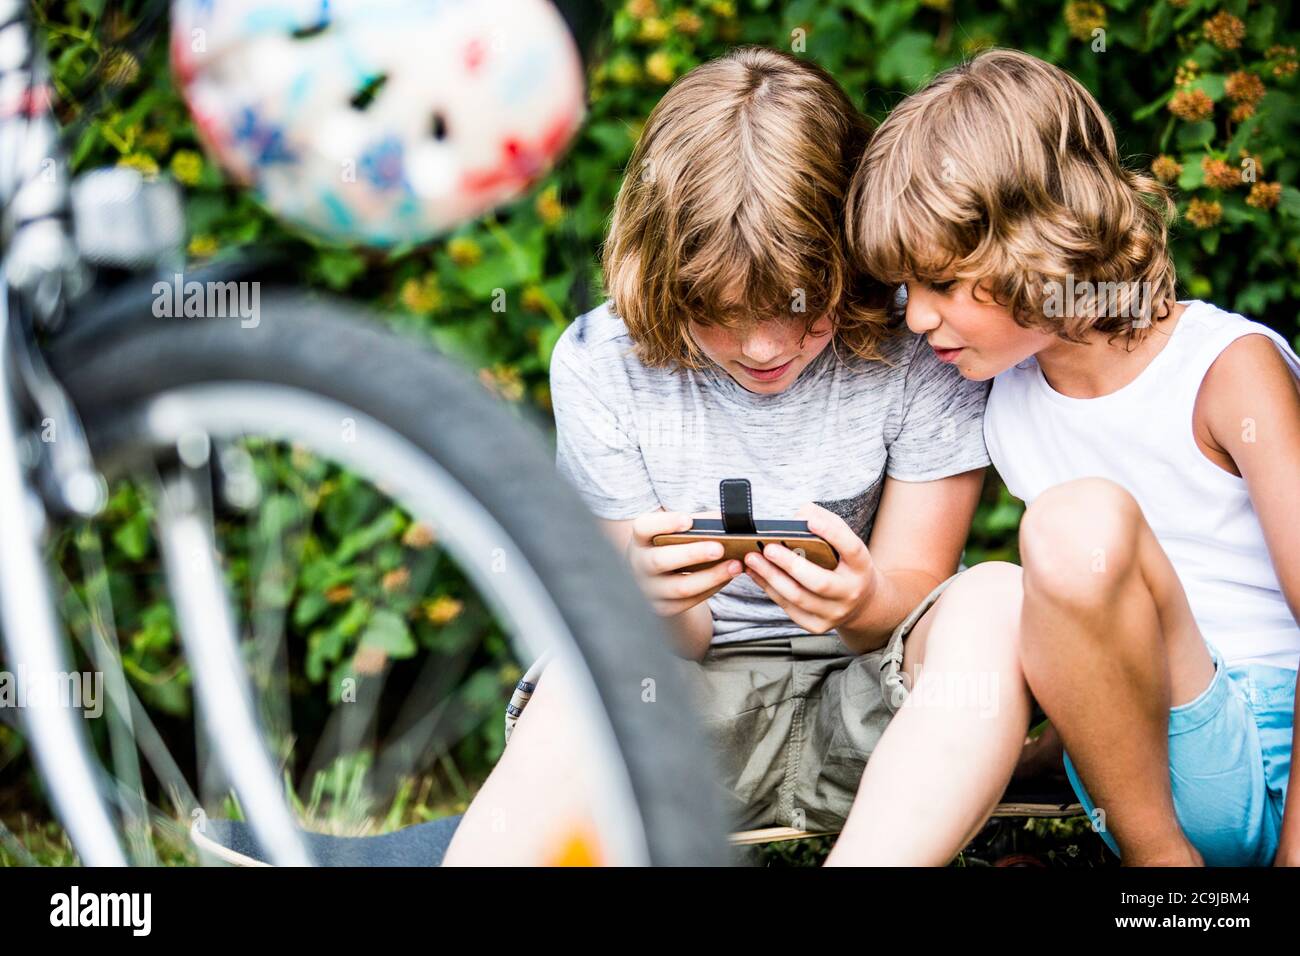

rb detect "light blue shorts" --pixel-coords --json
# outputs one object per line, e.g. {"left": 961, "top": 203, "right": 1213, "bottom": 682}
{"left": 1063, "top": 648, "right": 1296, "bottom": 866}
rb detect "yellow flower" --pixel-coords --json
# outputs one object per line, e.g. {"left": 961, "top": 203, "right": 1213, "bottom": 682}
{"left": 1151, "top": 155, "right": 1182, "bottom": 184}
{"left": 637, "top": 17, "right": 670, "bottom": 44}
{"left": 672, "top": 10, "right": 703, "bottom": 35}
{"left": 1203, "top": 11, "right": 1245, "bottom": 51}
{"left": 478, "top": 364, "right": 525, "bottom": 402}
{"left": 646, "top": 50, "right": 675, "bottom": 85}
{"left": 139, "top": 128, "right": 173, "bottom": 154}
{"left": 381, "top": 568, "right": 410, "bottom": 593}
{"left": 169, "top": 150, "right": 204, "bottom": 186}
{"left": 710, "top": 1, "right": 736, "bottom": 17}
{"left": 535, "top": 184, "right": 564, "bottom": 226}
{"left": 401, "top": 522, "right": 437, "bottom": 549}
{"left": 324, "top": 584, "right": 354, "bottom": 604}
{"left": 1064, "top": 1, "right": 1106, "bottom": 41}
{"left": 117, "top": 153, "right": 159, "bottom": 180}
{"left": 399, "top": 274, "right": 442, "bottom": 315}
{"left": 447, "top": 236, "right": 482, "bottom": 267}
{"left": 1168, "top": 88, "right": 1213, "bottom": 122}
{"left": 1266, "top": 45, "right": 1298, "bottom": 79}
{"left": 521, "top": 285, "right": 548, "bottom": 313}
{"left": 1225, "top": 71, "right": 1266, "bottom": 106}
{"left": 1185, "top": 197, "right": 1222, "bottom": 229}
{"left": 187, "top": 234, "right": 219, "bottom": 258}
{"left": 1200, "top": 156, "right": 1240, "bottom": 191}
{"left": 103, "top": 48, "right": 140, "bottom": 87}
{"left": 608, "top": 55, "right": 642, "bottom": 86}
{"left": 626, "top": 0, "right": 657, "bottom": 18}
{"left": 1245, "top": 182, "right": 1282, "bottom": 211}
{"left": 424, "top": 595, "right": 463, "bottom": 626}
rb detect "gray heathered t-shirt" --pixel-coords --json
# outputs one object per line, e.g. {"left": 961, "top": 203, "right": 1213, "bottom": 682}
{"left": 550, "top": 302, "right": 991, "bottom": 645}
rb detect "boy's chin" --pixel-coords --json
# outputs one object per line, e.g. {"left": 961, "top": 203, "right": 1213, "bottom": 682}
{"left": 957, "top": 363, "right": 998, "bottom": 382}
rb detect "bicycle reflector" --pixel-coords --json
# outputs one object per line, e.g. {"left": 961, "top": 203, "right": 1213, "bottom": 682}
{"left": 169, "top": 0, "right": 586, "bottom": 246}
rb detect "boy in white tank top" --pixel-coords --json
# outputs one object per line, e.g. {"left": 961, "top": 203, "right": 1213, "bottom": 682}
{"left": 834, "top": 49, "right": 1299, "bottom": 867}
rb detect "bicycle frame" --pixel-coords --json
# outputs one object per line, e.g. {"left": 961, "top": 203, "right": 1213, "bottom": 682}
{"left": 0, "top": 282, "right": 126, "bottom": 866}
{"left": 0, "top": 2, "right": 313, "bottom": 866}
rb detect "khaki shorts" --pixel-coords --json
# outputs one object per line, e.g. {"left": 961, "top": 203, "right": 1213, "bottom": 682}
{"left": 677, "top": 574, "right": 956, "bottom": 832}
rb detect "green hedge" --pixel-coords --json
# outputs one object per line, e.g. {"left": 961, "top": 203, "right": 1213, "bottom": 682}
{"left": 10, "top": 0, "right": 1297, "bottom": 811}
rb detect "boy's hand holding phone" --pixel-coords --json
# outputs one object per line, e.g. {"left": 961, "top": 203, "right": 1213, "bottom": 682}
{"left": 626, "top": 510, "right": 744, "bottom": 618}
{"left": 741, "top": 502, "right": 882, "bottom": 636}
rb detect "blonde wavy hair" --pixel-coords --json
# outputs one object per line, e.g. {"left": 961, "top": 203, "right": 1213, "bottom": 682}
{"left": 847, "top": 48, "right": 1178, "bottom": 342}
{"left": 603, "top": 47, "right": 892, "bottom": 370}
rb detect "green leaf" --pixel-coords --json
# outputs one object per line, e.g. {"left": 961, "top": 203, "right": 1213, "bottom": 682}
{"left": 112, "top": 512, "right": 151, "bottom": 561}
{"left": 1176, "top": 120, "right": 1215, "bottom": 150}
{"left": 1186, "top": 74, "right": 1226, "bottom": 101}
{"left": 293, "top": 590, "right": 330, "bottom": 630}
{"left": 311, "top": 249, "right": 367, "bottom": 291}
{"left": 1279, "top": 186, "right": 1300, "bottom": 220}
{"left": 876, "top": 32, "right": 935, "bottom": 89}
{"left": 1133, "top": 90, "right": 1174, "bottom": 122}
{"left": 359, "top": 610, "right": 417, "bottom": 659}
{"left": 334, "top": 509, "right": 405, "bottom": 564}
{"left": 1178, "top": 155, "right": 1206, "bottom": 190}
{"left": 538, "top": 322, "right": 566, "bottom": 366}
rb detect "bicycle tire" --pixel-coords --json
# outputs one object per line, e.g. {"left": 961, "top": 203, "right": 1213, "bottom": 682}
{"left": 47, "top": 287, "right": 730, "bottom": 866}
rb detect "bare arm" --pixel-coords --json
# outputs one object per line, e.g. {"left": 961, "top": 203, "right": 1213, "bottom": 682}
{"left": 598, "top": 513, "right": 732, "bottom": 662}
{"left": 838, "top": 468, "right": 985, "bottom": 650}
{"left": 1200, "top": 334, "right": 1300, "bottom": 864}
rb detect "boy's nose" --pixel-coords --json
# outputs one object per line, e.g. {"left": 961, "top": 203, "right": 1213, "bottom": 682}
{"left": 738, "top": 330, "right": 786, "bottom": 366}
{"left": 905, "top": 288, "right": 942, "bottom": 335}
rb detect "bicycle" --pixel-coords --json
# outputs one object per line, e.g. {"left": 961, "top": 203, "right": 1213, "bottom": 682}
{"left": 0, "top": 0, "right": 728, "bottom": 866}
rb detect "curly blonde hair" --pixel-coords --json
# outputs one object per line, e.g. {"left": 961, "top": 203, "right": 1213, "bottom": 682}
{"left": 847, "top": 48, "right": 1178, "bottom": 342}
{"left": 603, "top": 47, "right": 892, "bottom": 370}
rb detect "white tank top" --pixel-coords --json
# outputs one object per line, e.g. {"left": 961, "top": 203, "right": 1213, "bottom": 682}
{"left": 985, "top": 300, "right": 1300, "bottom": 670}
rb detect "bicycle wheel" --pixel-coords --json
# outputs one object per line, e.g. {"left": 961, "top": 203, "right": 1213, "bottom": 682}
{"left": 37, "top": 286, "right": 729, "bottom": 866}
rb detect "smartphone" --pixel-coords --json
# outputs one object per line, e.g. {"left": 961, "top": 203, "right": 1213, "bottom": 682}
{"left": 652, "top": 518, "right": 839, "bottom": 572}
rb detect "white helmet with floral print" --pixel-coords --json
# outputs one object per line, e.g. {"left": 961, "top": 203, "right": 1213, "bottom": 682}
{"left": 170, "top": 0, "right": 585, "bottom": 245}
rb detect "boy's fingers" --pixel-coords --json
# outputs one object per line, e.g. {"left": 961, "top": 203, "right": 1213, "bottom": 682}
{"left": 631, "top": 510, "right": 693, "bottom": 546}
{"left": 743, "top": 551, "right": 837, "bottom": 619}
{"left": 643, "top": 540, "right": 725, "bottom": 575}
{"left": 760, "top": 542, "right": 839, "bottom": 595}
{"left": 799, "top": 503, "right": 870, "bottom": 571}
{"left": 660, "top": 560, "right": 742, "bottom": 601}
{"left": 744, "top": 564, "right": 821, "bottom": 633}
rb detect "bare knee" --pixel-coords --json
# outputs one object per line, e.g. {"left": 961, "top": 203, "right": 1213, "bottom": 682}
{"left": 503, "top": 662, "right": 583, "bottom": 768}
{"left": 1019, "top": 478, "right": 1142, "bottom": 609}
{"left": 919, "top": 561, "right": 1024, "bottom": 662}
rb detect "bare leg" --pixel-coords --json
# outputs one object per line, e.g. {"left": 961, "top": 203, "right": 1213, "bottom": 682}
{"left": 441, "top": 659, "right": 594, "bottom": 865}
{"left": 827, "top": 561, "right": 1033, "bottom": 865}
{"left": 1018, "top": 478, "right": 1213, "bottom": 866}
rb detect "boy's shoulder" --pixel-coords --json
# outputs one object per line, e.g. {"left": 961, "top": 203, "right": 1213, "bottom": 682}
{"left": 557, "top": 301, "right": 632, "bottom": 354}
{"left": 552, "top": 302, "right": 644, "bottom": 375}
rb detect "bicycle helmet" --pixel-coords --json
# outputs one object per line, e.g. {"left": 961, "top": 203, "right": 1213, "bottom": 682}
{"left": 170, "top": 0, "right": 585, "bottom": 245}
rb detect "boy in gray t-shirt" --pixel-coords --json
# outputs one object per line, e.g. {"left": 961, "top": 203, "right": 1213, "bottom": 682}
{"left": 552, "top": 300, "right": 990, "bottom": 646}
{"left": 444, "top": 48, "right": 1026, "bottom": 866}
